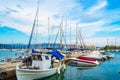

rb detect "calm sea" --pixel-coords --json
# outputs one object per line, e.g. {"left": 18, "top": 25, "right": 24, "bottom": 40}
{"left": 0, "top": 50, "right": 120, "bottom": 80}
{"left": 0, "top": 50, "right": 24, "bottom": 60}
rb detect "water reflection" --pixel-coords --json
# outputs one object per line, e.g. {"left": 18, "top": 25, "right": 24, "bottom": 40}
{"left": 35, "top": 71, "right": 65, "bottom": 80}
{"left": 77, "top": 66, "right": 96, "bottom": 80}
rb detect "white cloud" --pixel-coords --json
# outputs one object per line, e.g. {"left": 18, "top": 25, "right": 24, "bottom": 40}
{"left": 86, "top": 0, "right": 107, "bottom": 15}
{"left": 0, "top": 0, "right": 120, "bottom": 46}
{"left": 76, "top": 20, "right": 105, "bottom": 38}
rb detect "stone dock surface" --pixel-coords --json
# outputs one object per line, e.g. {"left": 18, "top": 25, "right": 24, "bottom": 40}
{"left": 0, "top": 62, "right": 22, "bottom": 80}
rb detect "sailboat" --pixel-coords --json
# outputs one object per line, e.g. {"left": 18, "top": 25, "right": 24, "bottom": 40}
{"left": 69, "top": 25, "right": 100, "bottom": 67}
{"left": 16, "top": 1, "right": 65, "bottom": 80}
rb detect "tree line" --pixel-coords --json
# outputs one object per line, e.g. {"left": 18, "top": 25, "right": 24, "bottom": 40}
{"left": 101, "top": 45, "right": 120, "bottom": 50}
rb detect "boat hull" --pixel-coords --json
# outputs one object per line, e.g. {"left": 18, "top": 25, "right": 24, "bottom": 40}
{"left": 16, "top": 65, "right": 63, "bottom": 80}
{"left": 69, "top": 58, "right": 99, "bottom": 67}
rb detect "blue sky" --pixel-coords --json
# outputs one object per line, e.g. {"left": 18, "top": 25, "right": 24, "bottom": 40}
{"left": 0, "top": 0, "right": 120, "bottom": 47}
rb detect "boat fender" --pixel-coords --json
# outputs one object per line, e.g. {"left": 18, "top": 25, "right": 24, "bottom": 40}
{"left": 57, "top": 67, "right": 60, "bottom": 74}
{"left": 61, "top": 63, "right": 66, "bottom": 72}
{"left": 0, "top": 71, "right": 7, "bottom": 79}
{"left": 63, "top": 63, "right": 66, "bottom": 70}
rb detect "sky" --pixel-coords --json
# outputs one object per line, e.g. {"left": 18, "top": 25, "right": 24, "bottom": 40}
{"left": 0, "top": 0, "right": 120, "bottom": 47}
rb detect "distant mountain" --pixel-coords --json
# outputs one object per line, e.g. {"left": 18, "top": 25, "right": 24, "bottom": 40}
{"left": 0, "top": 26, "right": 29, "bottom": 43}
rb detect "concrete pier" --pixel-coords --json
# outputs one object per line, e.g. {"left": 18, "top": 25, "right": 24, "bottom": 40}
{"left": 0, "top": 62, "right": 22, "bottom": 79}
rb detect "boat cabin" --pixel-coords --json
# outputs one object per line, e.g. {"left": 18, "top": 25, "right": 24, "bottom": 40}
{"left": 31, "top": 54, "right": 52, "bottom": 70}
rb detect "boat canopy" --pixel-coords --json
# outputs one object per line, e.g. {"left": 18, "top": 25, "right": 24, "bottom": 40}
{"left": 47, "top": 51, "right": 64, "bottom": 60}
{"left": 32, "top": 49, "right": 41, "bottom": 53}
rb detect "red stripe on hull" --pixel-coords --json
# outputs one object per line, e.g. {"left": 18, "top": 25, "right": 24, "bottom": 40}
{"left": 77, "top": 56, "right": 96, "bottom": 61}
{"left": 71, "top": 59, "right": 96, "bottom": 64}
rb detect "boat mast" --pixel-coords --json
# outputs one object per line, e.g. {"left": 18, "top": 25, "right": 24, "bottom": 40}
{"left": 60, "top": 17, "right": 63, "bottom": 49}
{"left": 114, "top": 37, "right": 116, "bottom": 47}
{"left": 27, "top": 1, "right": 39, "bottom": 51}
{"left": 107, "top": 38, "right": 109, "bottom": 46}
{"left": 48, "top": 17, "right": 50, "bottom": 48}
{"left": 35, "top": 6, "right": 39, "bottom": 49}
{"left": 53, "top": 17, "right": 63, "bottom": 49}
{"left": 76, "top": 23, "right": 78, "bottom": 48}
{"left": 79, "top": 28, "right": 85, "bottom": 49}
{"left": 69, "top": 24, "right": 71, "bottom": 49}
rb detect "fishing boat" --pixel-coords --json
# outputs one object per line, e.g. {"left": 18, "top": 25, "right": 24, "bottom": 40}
{"left": 16, "top": 50, "right": 65, "bottom": 80}
{"left": 16, "top": 1, "right": 66, "bottom": 80}
{"left": 69, "top": 56, "right": 100, "bottom": 67}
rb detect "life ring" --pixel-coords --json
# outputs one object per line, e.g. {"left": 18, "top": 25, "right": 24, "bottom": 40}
{"left": 0, "top": 71, "right": 7, "bottom": 79}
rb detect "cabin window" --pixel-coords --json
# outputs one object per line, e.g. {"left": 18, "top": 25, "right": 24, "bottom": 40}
{"left": 35, "top": 55, "right": 38, "bottom": 60}
{"left": 38, "top": 55, "right": 42, "bottom": 61}
{"left": 32, "top": 55, "right": 36, "bottom": 60}
{"left": 32, "top": 55, "right": 42, "bottom": 61}
{"left": 45, "top": 56, "right": 49, "bottom": 60}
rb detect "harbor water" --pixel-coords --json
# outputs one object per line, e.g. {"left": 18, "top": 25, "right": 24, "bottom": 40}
{"left": 0, "top": 50, "right": 24, "bottom": 60}
{"left": 0, "top": 50, "right": 120, "bottom": 80}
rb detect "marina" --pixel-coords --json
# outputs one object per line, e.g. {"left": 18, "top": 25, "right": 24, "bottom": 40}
{"left": 0, "top": 50, "right": 120, "bottom": 80}
{"left": 0, "top": 0, "right": 120, "bottom": 80}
